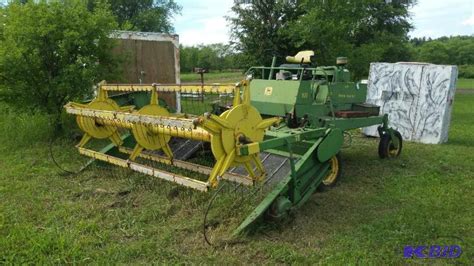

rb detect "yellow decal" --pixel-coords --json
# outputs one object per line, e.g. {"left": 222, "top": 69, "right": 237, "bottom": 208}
{"left": 264, "top": 87, "right": 273, "bottom": 96}
{"left": 338, "top": 94, "right": 355, "bottom": 98}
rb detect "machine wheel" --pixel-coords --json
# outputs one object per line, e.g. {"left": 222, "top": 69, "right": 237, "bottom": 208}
{"left": 378, "top": 130, "right": 403, "bottom": 159}
{"left": 319, "top": 154, "right": 342, "bottom": 189}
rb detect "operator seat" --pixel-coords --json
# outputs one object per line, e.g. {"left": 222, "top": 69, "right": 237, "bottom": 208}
{"left": 286, "top": 50, "right": 315, "bottom": 64}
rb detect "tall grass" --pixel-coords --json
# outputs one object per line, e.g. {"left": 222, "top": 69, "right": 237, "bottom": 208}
{"left": 0, "top": 104, "right": 54, "bottom": 148}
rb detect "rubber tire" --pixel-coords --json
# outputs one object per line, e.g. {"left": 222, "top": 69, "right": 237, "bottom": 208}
{"left": 378, "top": 130, "right": 403, "bottom": 159}
{"left": 318, "top": 154, "right": 343, "bottom": 191}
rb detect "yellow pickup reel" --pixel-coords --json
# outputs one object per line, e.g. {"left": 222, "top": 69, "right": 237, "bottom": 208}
{"left": 65, "top": 80, "right": 280, "bottom": 191}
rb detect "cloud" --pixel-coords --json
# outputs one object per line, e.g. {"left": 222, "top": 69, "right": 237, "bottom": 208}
{"left": 462, "top": 14, "right": 474, "bottom": 26}
{"left": 409, "top": 0, "right": 473, "bottom": 38}
{"left": 173, "top": 0, "right": 233, "bottom": 46}
{"left": 178, "top": 16, "right": 231, "bottom": 46}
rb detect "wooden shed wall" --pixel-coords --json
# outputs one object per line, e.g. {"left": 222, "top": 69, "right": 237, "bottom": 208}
{"left": 111, "top": 32, "right": 180, "bottom": 110}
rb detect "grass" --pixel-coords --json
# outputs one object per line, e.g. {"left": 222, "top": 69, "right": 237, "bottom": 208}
{"left": 457, "top": 78, "right": 474, "bottom": 89}
{"left": 0, "top": 76, "right": 473, "bottom": 263}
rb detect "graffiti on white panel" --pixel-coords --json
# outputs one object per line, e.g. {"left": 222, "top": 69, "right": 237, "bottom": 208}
{"left": 365, "top": 63, "right": 457, "bottom": 144}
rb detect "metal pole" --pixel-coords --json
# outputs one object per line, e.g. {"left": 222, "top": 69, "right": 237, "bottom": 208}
{"left": 268, "top": 56, "right": 276, "bottom": 80}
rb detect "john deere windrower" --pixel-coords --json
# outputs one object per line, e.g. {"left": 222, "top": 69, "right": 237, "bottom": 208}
{"left": 65, "top": 51, "right": 402, "bottom": 236}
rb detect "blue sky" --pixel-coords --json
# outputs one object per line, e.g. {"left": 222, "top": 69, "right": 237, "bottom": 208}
{"left": 174, "top": 0, "right": 474, "bottom": 46}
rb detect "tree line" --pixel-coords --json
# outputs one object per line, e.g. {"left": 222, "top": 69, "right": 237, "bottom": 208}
{"left": 410, "top": 36, "right": 474, "bottom": 78}
{"left": 180, "top": 35, "right": 474, "bottom": 78}
{"left": 179, "top": 44, "right": 244, "bottom": 73}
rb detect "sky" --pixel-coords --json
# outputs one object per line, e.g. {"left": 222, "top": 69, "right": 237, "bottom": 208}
{"left": 172, "top": 0, "right": 234, "bottom": 46}
{"left": 173, "top": 0, "right": 474, "bottom": 46}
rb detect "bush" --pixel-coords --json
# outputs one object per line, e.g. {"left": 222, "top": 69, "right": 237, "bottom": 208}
{"left": 0, "top": 0, "right": 119, "bottom": 130}
{"left": 458, "top": 65, "right": 474, "bottom": 78}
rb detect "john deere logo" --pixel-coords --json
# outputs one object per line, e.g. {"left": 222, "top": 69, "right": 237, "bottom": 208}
{"left": 264, "top": 87, "right": 273, "bottom": 96}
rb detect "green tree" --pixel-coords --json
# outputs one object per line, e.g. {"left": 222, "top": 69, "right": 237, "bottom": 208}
{"left": 291, "top": 0, "right": 415, "bottom": 78}
{"left": 411, "top": 36, "right": 474, "bottom": 65}
{"left": 0, "top": 1, "right": 119, "bottom": 128}
{"left": 180, "top": 45, "right": 199, "bottom": 72}
{"left": 0, "top": 6, "right": 5, "bottom": 39}
{"left": 228, "top": 0, "right": 303, "bottom": 67}
{"left": 230, "top": 0, "right": 415, "bottom": 78}
{"left": 448, "top": 37, "right": 474, "bottom": 65}
{"left": 88, "top": 0, "right": 181, "bottom": 32}
{"left": 180, "top": 43, "right": 243, "bottom": 73}
{"left": 417, "top": 42, "right": 450, "bottom": 64}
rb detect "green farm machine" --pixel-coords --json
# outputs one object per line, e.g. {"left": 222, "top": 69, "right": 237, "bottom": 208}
{"left": 65, "top": 50, "right": 402, "bottom": 237}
